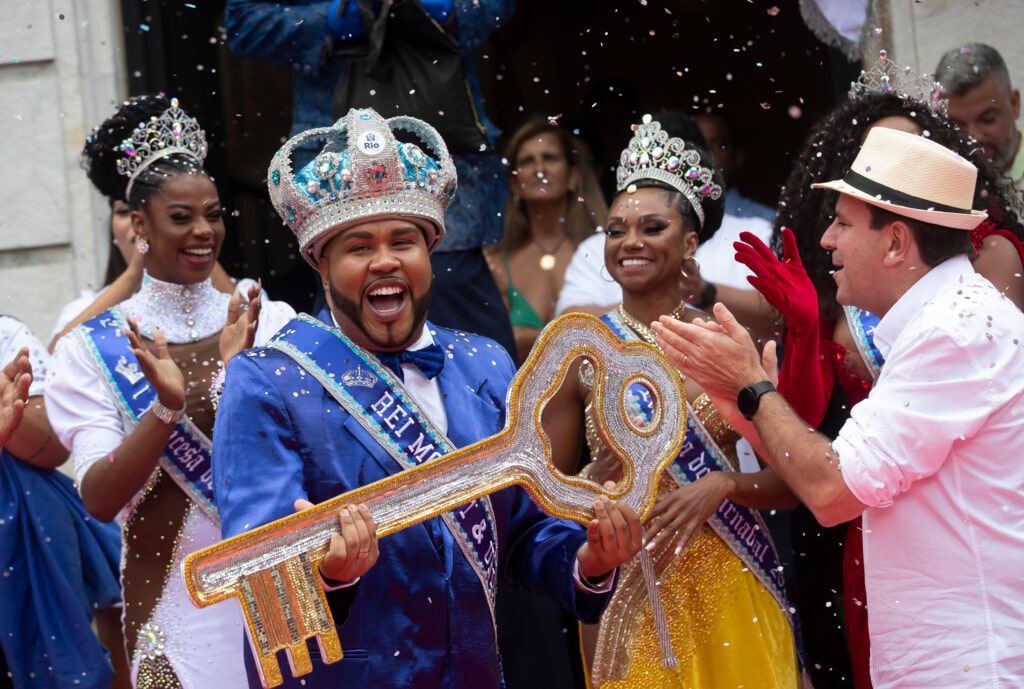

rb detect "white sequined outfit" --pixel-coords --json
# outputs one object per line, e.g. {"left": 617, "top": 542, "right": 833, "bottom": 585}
{"left": 47, "top": 275, "right": 295, "bottom": 688}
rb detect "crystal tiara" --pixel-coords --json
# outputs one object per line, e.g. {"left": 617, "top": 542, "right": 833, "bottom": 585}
{"left": 615, "top": 114, "right": 722, "bottom": 228}
{"left": 115, "top": 97, "right": 208, "bottom": 198}
{"left": 849, "top": 49, "right": 948, "bottom": 116}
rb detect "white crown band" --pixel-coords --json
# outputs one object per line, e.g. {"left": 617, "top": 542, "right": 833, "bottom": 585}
{"left": 115, "top": 98, "right": 208, "bottom": 198}
{"left": 615, "top": 114, "right": 721, "bottom": 228}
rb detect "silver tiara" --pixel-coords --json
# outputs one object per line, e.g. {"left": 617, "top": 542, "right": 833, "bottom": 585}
{"left": 849, "top": 49, "right": 948, "bottom": 116}
{"left": 615, "top": 114, "right": 721, "bottom": 228}
{"left": 115, "top": 98, "right": 208, "bottom": 197}
{"left": 268, "top": 108, "right": 457, "bottom": 267}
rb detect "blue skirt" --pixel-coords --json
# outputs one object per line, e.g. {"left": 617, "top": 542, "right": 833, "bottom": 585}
{"left": 0, "top": 451, "right": 122, "bottom": 689}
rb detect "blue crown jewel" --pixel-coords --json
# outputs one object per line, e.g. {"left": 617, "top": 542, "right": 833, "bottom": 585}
{"left": 115, "top": 97, "right": 208, "bottom": 196}
{"left": 849, "top": 49, "right": 948, "bottom": 116}
{"left": 616, "top": 114, "right": 721, "bottom": 228}
{"left": 268, "top": 108, "right": 457, "bottom": 266}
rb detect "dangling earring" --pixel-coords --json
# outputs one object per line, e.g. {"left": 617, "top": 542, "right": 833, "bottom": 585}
{"left": 680, "top": 265, "right": 690, "bottom": 279}
{"left": 136, "top": 238, "right": 149, "bottom": 254}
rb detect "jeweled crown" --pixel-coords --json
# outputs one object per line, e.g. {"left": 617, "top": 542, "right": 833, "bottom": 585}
{"left": 615, "top": 114, "right": 722, "bottom": 228}
{"left": 849, "top": 49, "right": 948, "bottom": 116}
{"left": 115, "top": 97, "right": 208, "bottom": 197}
{"left": 268, "top": 108, "right": 457, "bottom": 267}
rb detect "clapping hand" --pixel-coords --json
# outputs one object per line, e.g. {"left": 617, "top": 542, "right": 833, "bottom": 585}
{"left": 734, "top": 229, "right": 829, "bottom": 426}
{"left": 734, "top": 228, "right": 818, "bottom": 333}
{"left": 219, "top": 282, "right": 262, "bottom": 364}
{"left": 125, "top": 321, "right": 186, "bottom": 412}
{"left": 0, "top": 348, "right": 32, "bottom": 448}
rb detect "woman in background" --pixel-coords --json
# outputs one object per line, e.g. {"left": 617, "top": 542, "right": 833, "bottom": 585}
{"left": 487, "top": 118, "right": 607, "bottom": 363}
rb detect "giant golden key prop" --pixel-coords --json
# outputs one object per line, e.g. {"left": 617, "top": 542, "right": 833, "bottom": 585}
{"left": 184, "top": 313, "right": 686, "bottom": 687}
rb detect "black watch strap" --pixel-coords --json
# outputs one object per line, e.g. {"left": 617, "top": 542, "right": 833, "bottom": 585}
{"left": 738, "top": 380, "right": 776, "bottom": 420}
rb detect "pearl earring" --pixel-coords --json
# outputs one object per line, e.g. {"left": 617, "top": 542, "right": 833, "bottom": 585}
{"left": 137, "top": 238, "right": 150, "bottom": 254}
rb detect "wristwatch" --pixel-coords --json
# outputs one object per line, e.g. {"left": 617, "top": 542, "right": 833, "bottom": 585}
{"left": 150, "top": 398, "right": 187, "bottom": 425}
{"left": 737, "top": 381, "right": 776, "bottom": 420}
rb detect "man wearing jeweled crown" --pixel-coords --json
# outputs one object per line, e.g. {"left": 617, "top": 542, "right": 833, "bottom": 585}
{"left": 210, "top": 108, "right": 643, "bottom": 689}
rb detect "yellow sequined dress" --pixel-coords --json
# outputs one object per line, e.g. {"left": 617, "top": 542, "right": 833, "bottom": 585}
{"left": 583, "top": 394, "right": 801, "bottom": 689}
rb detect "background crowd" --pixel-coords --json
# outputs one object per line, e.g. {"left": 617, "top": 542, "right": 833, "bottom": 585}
{"left": 1, "top": 3, "right": 1023, "bottom": 688}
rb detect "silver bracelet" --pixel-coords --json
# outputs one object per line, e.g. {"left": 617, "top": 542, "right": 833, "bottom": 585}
{"left": 150, "top": 397, "right": 187, "bottom": 425}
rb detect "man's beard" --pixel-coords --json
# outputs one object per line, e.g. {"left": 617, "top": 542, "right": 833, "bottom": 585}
{"left": 329, "top": 280, "right": 432, "bottom": 351}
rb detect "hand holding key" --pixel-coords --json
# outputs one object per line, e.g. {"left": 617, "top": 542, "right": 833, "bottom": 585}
{"left": 578, "top": 489, "right": 643, "bottom": 581}
{"left": 185, "top": 314, "right": 686, "bottom": 687}
{"left": 294, "top": 500, "right": 379, "bottom": 584}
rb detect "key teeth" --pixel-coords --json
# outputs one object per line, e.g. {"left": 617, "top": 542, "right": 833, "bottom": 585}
{"left": 253, "top": 630, "right": 344, "bottom": 687}
{"left": 318, "top": 628, "right": 345, "bottom": 664}
{"left": 256, "top": 650, "right": 285, "bottom": 688}
{"left": 287, "top": 642, "right": 314, "bottom": 677}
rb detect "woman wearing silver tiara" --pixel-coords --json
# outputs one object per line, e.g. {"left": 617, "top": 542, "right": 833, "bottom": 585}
{"left": 544, "top": 115, "right": 803, "bottom": 688}
{"left": 49, "top": 94, "right": 244, "bottom": 350}
{"left": 45, "top": 96, "right": 295, "bottom": 689}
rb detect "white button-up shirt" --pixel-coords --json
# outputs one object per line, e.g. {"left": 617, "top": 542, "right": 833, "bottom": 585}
{"left": 834, "top": 255, "right": 1024, "bottom": 688}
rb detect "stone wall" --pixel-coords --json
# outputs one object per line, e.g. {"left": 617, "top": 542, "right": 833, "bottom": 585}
{"left": 883, "top": 0, "right": 1024, "bottom": 89}
{"left": 0, "top": 0, "right": 124, "bottom": 341}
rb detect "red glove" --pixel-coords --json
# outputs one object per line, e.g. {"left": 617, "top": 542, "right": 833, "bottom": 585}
{"left": 734, "top": 228, "right": 830, "bottom": 426}
{"left": 734, "top": 228, "right": 818, "bottom": 332}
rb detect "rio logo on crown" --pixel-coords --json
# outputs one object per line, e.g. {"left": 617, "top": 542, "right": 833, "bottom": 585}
{"left": 359, "top": 131, "right": 384, "bottom": 152}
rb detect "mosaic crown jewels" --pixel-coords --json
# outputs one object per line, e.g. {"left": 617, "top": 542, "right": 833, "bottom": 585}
{"left": 615, "top": 114, "right": 722, "bottom": 228}
{"left": 268, "top": 108, "right": 457, "bottom": 267}
{"left": 849, "top": 49, "right": 948, "bottom": 116}
{"left": 115, "top": 97, "right": 208, "bottom": 197}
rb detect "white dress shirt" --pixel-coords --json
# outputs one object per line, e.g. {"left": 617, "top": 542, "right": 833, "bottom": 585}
{"left": 834, "top": 255, "right": 1024, "bottom": 688}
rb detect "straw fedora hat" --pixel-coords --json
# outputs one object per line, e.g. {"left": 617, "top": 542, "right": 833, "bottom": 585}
{"left": 813, "top": 127, "right": 987, "bottom": 230}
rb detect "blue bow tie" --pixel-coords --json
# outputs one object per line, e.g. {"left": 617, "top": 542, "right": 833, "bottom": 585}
{"left": 375, "top": 344, "right": 445, "bottom": 381}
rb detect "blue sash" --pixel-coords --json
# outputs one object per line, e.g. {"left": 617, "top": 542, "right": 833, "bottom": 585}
{"left": 76, "top": 309, "right": 218, "bottom": 523}
{"left": 843, "top": 305, "right": 884, "bottom": 382}
{"left": 601, "top": 311, "right": 788, "bottom": 608}
{"left": 266, "top": 314, "right": 500, "bottom": 618}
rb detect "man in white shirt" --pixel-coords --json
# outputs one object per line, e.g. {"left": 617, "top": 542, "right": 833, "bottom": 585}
{"left": 653, "top": 127, "right": 1024, "bottom": 688}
